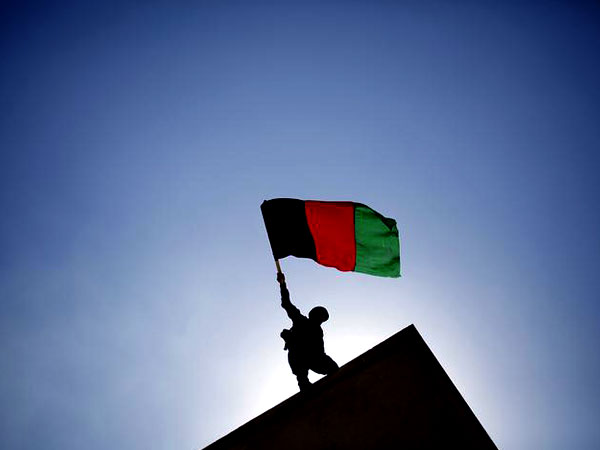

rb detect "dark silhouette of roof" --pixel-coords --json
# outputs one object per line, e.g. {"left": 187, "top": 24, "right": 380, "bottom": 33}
{"left": 203, "top": 324, "right": 497, "bottom": 450}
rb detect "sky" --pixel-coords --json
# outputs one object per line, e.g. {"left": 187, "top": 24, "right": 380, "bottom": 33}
{"left": 1, "top": 1, "right": 599, "bottom": 449}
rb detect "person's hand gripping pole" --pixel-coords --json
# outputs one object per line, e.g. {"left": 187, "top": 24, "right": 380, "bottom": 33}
{"left": 276, "top": 263, "right": 285, "bottom": 286}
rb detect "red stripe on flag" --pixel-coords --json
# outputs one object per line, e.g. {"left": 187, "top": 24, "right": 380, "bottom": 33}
{"left": 305, "top": 201, "right": 356, "bottom": 272}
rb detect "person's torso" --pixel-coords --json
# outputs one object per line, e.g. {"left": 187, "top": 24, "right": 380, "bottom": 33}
{"left": 289, "top": 317, "right": 324, "bottom": 354}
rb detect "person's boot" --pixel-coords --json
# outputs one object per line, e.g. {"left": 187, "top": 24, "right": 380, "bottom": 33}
{"left": 297, "top": 376, "right": 311, "bottom": 392}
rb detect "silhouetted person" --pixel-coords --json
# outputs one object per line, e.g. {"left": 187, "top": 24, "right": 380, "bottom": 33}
{"left": 277, "top": 272, "right": 339, "bottom": 391}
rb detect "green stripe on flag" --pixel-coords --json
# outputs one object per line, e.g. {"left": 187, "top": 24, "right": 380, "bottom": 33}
{"left": 354, "top": 204, "right": 400, "bottom": 277}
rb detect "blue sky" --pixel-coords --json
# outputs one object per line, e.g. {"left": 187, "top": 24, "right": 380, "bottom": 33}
{"left": 1, "top": 1, "right": 599, "bottom": 449}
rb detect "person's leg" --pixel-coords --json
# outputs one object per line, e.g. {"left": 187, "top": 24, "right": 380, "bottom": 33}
{"left": 310, "top": 353, "right": 339, "bottom": 376}
{"left": 288, "top": 352, "right": 311, "bottom": 391}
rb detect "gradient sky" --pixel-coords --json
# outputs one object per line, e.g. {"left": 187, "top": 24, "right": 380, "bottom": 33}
{"left": 1, "top": 2, "right": 600, "bottom": 449}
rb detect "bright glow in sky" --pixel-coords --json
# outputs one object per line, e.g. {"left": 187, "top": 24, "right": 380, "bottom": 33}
{"left": 1, "top": 2, "right": 600, "bottom": 449}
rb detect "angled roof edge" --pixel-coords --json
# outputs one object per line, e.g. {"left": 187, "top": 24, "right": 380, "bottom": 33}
{"left": 203, "top": 324, "right": 426, "bottom": 449}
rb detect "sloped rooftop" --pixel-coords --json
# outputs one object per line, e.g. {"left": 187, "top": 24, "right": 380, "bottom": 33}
{"left": 203, "top": 324, "right": 497, "bottom": 450}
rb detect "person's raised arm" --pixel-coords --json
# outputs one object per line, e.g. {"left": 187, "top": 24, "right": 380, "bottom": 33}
{"left": 277, "top": 272, "right": 302, "bottom": 321}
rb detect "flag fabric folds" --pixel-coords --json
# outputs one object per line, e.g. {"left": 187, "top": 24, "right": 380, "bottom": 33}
{"left": 261, "top": 198, "right": 400, "bottom": 277}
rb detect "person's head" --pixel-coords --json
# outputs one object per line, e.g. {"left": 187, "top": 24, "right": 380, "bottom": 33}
{"left": 308, "top": 306, "right": 329, "bottom": 324}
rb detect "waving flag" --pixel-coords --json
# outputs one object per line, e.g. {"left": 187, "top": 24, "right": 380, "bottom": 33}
{"left": 261, "top": 198, "right": 400, "bottom": 277}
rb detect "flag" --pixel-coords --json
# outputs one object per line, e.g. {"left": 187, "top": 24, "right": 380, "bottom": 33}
{"left": 261, "top": 198, "right": 400, "bottom": 277}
